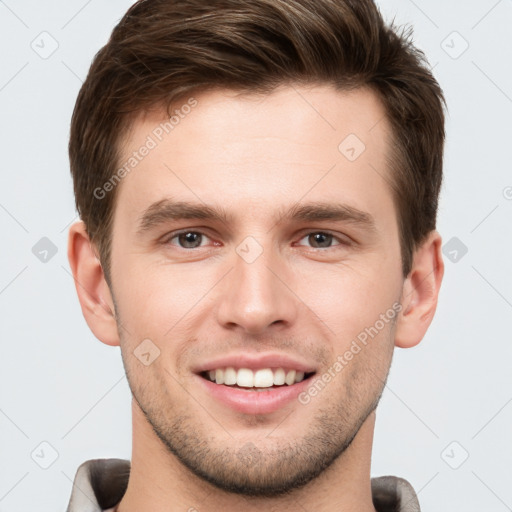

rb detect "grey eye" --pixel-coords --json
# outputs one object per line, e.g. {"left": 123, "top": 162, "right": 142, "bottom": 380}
{"left": 176, "top": 232, "right": 204, "bottom": 248}
{"left": 307, "top": 232, "right": 334, "bottom": 248}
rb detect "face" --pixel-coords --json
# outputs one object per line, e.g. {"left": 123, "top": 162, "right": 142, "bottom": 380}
{"left": 109, "top": 84, "right": 404, "bottom": 496}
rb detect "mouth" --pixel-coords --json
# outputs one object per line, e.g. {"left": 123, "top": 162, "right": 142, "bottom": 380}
{"left": 195, "top": 362, "right": 317, "bottom": 415}
{"left": 193, "top": 353, "right": 318, "bottom": 414}
{"left": 199, "top": 367, "right": 316, "bottom": 391}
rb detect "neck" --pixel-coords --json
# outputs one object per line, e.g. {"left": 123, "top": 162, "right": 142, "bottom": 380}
{"left": 116, "top": 399, "right": 377, "bottom": 512}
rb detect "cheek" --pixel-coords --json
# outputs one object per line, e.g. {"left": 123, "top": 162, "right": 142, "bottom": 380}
{"left": 116, "top": 261, "right": 211, "bottom": 328}
{"left": 293, "top": 262, "right": 399, "bottom": 342}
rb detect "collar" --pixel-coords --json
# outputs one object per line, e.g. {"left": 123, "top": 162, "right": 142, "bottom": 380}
{"left": 66, "top": 458, "right": 421, "bottom": 512}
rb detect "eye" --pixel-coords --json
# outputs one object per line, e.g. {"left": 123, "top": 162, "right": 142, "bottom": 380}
{"left": 166, "top": 231, "right": 211, "bottom": 249}
{"left": 296, "top": 231, "right": 346, "bottom": 249}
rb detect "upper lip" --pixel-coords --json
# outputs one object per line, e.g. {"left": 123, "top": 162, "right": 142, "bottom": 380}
{"left": 192, "top": 352, "right": 317, "bottom": 374}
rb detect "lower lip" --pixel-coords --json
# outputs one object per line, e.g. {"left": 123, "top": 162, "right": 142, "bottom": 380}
{"left": 195, "top": 375, "right": 313, "bottom": 415}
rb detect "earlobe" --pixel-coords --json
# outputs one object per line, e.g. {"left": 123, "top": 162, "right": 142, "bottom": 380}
{"left": 394, "top": 231, "right": 444, "bottom": 349}
{"left": 67, "top": 221, "right": 120, "bottom": 346}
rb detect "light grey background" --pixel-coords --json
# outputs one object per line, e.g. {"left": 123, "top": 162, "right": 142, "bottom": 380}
{"left": 0, "top": 1, "right": 511, "bottom": 511}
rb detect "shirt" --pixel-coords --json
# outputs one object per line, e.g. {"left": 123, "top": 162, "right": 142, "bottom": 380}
{"left": 66, "top": 458, "right": 421, "bottom": 512}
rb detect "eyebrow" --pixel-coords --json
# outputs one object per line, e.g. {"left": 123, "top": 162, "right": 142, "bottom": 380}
{"left": 136, "top": 198, "right": 376, "bottom": 235}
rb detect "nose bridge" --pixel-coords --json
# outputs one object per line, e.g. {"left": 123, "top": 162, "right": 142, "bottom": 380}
{"left": 216, "top": 236, "right": 297, "bottom": 334}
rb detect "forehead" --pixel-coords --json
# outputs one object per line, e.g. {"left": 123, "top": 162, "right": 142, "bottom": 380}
{"left": 114, "top": 84, "right": 394, "bottom": 226}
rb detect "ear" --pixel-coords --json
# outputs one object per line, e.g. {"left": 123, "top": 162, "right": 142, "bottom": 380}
{"left": 67, "top": 220, "right": 120, "bottom": 346}
{"left": 394, "top": 230, "right": 444, "bottom": 348}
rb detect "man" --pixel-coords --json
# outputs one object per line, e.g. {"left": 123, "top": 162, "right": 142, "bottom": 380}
{"left": 66, "top": 0, "right": 445, "bottom": 510}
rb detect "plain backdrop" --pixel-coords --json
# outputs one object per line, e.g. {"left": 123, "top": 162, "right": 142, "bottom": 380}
{"left": 0, "top": 1, "right": 511, "bottom": 511}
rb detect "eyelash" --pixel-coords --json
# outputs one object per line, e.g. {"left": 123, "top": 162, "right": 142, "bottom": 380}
{"left": 162, "top": 229, "right": 351, "bottom": 250}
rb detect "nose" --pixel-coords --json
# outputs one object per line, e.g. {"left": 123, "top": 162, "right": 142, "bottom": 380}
{"left": 215, "top": 242, "right": 299, "bottom": 335}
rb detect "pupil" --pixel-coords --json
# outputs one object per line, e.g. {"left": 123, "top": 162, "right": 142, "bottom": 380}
{"left": 310, "top": 233, "right": 331, "bottom": 248}
{"left": 179, "top": 232, "right": 201, "bottom": 248}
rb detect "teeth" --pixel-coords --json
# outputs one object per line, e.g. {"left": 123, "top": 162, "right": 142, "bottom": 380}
{"left": 237, "top": 368, "right": 254, "bottom": 387}
{"left": 285, "top": 370, "right": 296, "bottom": 386}
{"left": 273, "top": 368, "right": 285, "bottom": 385}
{"left": 253, "top": 369, "right": 274, "bottom": 388}
{"left": 208, "top": 367, "right": 308, "bottom": 387}
{"left": 224, "top": 367, "right": 237, "bottom": 385}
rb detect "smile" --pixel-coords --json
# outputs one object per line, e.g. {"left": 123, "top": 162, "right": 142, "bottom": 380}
{"left": 202, "top": 367, "right": 313, "bottom": 389}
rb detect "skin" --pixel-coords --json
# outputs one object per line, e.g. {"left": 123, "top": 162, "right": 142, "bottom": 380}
{"left": 68, "top": 84, "right": 444, "bottom": 512}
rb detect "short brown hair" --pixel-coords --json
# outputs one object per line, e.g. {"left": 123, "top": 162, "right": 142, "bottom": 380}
{"left": 69, "top": 0, "right": 445, "bottom": 282}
